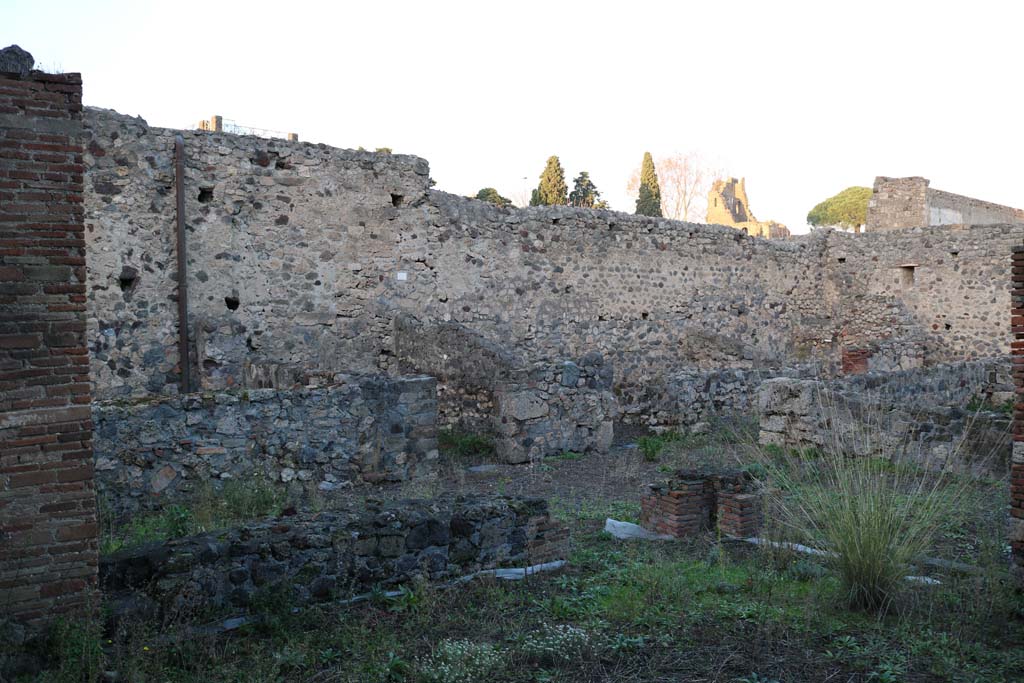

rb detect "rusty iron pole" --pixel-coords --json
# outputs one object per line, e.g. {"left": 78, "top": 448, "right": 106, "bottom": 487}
{"left": 174, "top": 134, "right": 191, "bottom": 393}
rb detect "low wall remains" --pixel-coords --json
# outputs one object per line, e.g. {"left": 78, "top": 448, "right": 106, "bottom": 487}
{"left": 100, "top": 495, "right": 568, "bottom": 622}
{"left": 395, "top": 314, "right": 618, "bottom": 462}
{"left": 632, "top": 365, "right": 820, "bottom": 429}
{"left": 757, "top": 360, "right": 1012, "bottom": 471}
{"left": 93, "top": 375, "right": 438, "bottom": 515}
{"left": 493, "top": 354, "right": 617, "bottom": 463}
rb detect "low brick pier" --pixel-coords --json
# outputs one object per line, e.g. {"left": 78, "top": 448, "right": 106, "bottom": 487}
{"left": 640, "top": 469, "right": 763, "bottom": 539}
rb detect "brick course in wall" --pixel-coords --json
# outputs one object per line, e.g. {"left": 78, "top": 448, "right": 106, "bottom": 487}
{"left": 0, "top": 69, "right": 97, "bottom": 624}
{"left": 1010, "top": 246, "right": 1024, "bottom": 581}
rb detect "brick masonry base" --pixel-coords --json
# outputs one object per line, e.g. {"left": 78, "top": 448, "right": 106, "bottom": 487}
{"left": 640, "top": 471, "right": 763, "bottom": 539}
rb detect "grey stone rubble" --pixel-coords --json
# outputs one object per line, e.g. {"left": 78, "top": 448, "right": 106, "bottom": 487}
{"left": 93, "top": 375, "right": 439, "bottom": 515}
{"left": 757, "top": 359, "right": 1012, "bottom": 471}
{"left": 99, "top": 495, "right": 568, "bottom": 624}
{"left": 396, "top": 314, "right": 618, "bottom": 463}
{"left": 492, "top": 353, "right": 617, "bottom": 463}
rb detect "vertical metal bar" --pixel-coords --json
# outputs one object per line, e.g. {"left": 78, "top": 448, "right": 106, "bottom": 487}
{"left": 174, "top": 134, "right": 191, "bottom": 394}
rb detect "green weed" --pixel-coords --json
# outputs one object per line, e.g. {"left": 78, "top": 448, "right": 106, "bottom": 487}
{"left": 438, "top": 428, "right": 496, "bottom": 459}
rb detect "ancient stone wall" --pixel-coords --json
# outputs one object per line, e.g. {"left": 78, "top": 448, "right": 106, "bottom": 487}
{"left": 0, "top": 68, "right": 97, "bottom": 624}
{"left": 394, "top": 314, "right": 617, "bottom": 461}
{"left": 928, "top": 188, "right": 1024, "bottom": 227}
{"left": 83, "top": 107, "right": 830, "bottom": 413}
{"left": 824, "top": 224, "right": 1024, "bottom": 369}
{"left": 639, "top": 365, "right": 819, "bottom": 429}
{"left": 84, "top": 108, "right": 431, "bottom": 399}
{"left": 757, "top": 360, "right": 1012, "bottom": 472}
{"left": 394, "top": 313, "right": 520, "bottom": 431}
{"left": 82, "top": 108, "right": 1024, "bottom": 430}
{"left": 100, "top": 495, "right": 568, "bottom": 622}
{"left": 93, "top": 375, "right": 438, "bottom": 515}
{"left": 866, "top": 176, "right": 1024, "bottom": 232}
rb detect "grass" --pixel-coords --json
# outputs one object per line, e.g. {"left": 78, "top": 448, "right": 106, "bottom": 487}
{"left": 13, "top": 416, "right": 1020, "bottom": 681}
{"left": 965, "top": 394, "right": 1014, "bottom": 416}
{"left": 636, "top": 431, "right": 685, "bottom": 461}
{"left": 438, "top": 428, "right": 496, "bottom": 460}
{"left": 751, "top": 388, "right": 1000, "bottom": 613}
{"left": 100, "top": 475, "right": 285, "bottom": 554}
{"left": 14, "top": 506, "right": 1023, "bottom": 682}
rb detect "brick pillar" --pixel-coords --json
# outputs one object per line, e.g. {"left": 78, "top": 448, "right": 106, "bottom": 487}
{"left": 717, "top": 491, "right": 763, "bottom": 538}
{"left": 1011, "top": 246, "right": 1024, "bottom": 582}
{"left": 640, "top": 479, "right": 712, "bottom": 537}
{"left": 0, "top": 69, "right": 97, "bottom": 624}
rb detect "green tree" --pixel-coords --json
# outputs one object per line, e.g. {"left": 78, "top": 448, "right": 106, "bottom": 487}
{"left": 474, "top": 187, "right": 512, "bottom": 207}
{"left": 568, "top": 171, "right": 604, "bottom": 208}
{"left": 807, "top": 186, "right": 872, "bottom": 232}
{"left": 531, "top": 156, "right": 568, "bottom": 206}
{"left": 634, "top": 151, "right": 662, "bottom": 217}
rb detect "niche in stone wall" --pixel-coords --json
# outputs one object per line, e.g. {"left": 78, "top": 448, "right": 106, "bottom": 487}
{"left": 899, "top": 264, "right": 917, "bottom": 289}
{"left": 117, "top": 265, "right": 139, "bottom": 300}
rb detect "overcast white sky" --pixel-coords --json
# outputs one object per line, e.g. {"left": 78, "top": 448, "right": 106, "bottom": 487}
{"left": 6, "top": 0, "right": 1023, "bottom": 233}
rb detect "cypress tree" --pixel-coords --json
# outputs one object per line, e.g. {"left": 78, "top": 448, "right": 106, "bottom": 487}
{"left": 533, "top": 156, "right": 568, "bottom": 206}
{"left": 569, "top": 171, "right": 603, "bottom": 208}
{"left": 635, "top": 152, "right": 663, "bottom": 217}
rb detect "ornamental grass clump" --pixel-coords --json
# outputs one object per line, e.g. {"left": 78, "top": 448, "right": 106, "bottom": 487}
{"left": 758, "top": 388, "right": 975, "bottom": 612}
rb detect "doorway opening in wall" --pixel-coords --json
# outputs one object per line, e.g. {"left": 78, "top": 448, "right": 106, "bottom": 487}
{"left": 899, "top": 264, "right": 917, "bottom": 288}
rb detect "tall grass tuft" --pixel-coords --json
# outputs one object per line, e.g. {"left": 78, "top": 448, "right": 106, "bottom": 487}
{"left": 755, "top": 388, "right": 977, "bottom": 612}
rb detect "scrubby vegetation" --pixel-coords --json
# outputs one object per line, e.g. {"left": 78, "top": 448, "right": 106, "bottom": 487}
{"left": 100, "top": 475, "right": 285, "bottom": 554}
{"left": 438, "top": 428, "right": 496, "bottom": 460}
{"left": 755, "top": 443, "right": 975, "bottom": 611}
{"left": 11, "top": 424, "right": 1021, "bottom": 682}
{"left": 16, "top": 475, "right": 1022, "bottom": 682}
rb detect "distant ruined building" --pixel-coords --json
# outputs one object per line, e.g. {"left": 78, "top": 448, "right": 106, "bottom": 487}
{"left": 866, "top": 176, "right": 1024, "bottom": 231}
{"left": 706, "top": 177, "right": 790, "bottom": 239}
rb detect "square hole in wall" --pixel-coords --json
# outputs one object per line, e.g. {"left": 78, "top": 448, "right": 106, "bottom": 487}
{"left": 899, "top": 264, "right": 916, "bottom": 288}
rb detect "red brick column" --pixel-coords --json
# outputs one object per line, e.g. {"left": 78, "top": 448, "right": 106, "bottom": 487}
{"left": 641, "top": 473, "right": 764, "bottom": 539}
{"left": 640, "top": 480, "right": 712, "bottom": 537}
{"left": 717, "top": 491, "right": 763, "bottom": 538}
{"left": 0, "top": 69, "right": 96, "bottom": 624}
{"left": 1011, "top": 246, "right": 1024, "bottom": 582}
